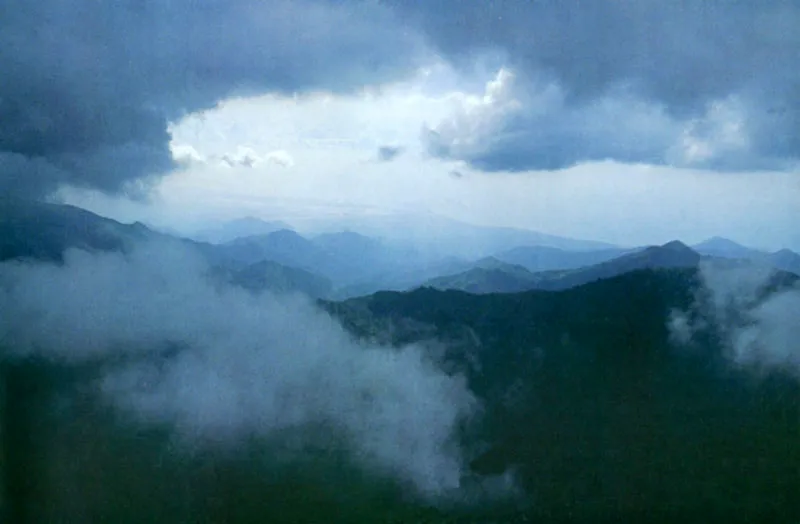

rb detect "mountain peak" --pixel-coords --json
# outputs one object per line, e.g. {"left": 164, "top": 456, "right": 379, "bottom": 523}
{"left": 631, "top": 241, "right": 700, "bottom": 267}
{"left": 692, "top": 236, "right": 763, "bottom": 259}
{"left": 660, "top": 240, "right": 693, "bottom": 252}
{"left": 269, "top": 228, "right": 303, "bottom": 238}
{"left": 193, "top": 216, "right": 294, "bottom": 244}
{"left": 694, "top": 236, "right": 749, "bottom": 250}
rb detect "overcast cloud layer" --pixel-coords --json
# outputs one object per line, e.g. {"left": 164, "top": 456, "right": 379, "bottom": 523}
{"left": 2, "top": 0, "right": 798, "bottom": 203}
{"left": 398, "top": 0, "right": 800, "bottom": 171}
{"left": 0, "top": 0, "right": 421, "bottom": 199}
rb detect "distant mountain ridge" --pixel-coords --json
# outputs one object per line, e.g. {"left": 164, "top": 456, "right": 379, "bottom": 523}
{"left": 0, "top": 201, "right": 332, "bottom": 299}
{"left": 693, "top": 236, "right": 800, "bottom": 275}
{"left": 217, "top": 229, "right": 422, "bottom": 286}
{"left": 0, "top": 198, "right": 163, "bottom": 262}
{"left": 192, "top": 216, "right": 293, "bottom": 244}
{"left": 423, "top": 241, "right": 705, "bottom": 294}
{"left": 692, "top": 236, "right": 765, "bottom": 259}
{"left": 3, "top": 201, "right": 798, "bottom": 301}
{"left": 226, "top": 259, "right": 332, "bottom": 299}
{"left": 292, "top": 210, "right": 619, "bottom": 258}
{"left": 494, "top": 244, "right": 636, "bottom": 272}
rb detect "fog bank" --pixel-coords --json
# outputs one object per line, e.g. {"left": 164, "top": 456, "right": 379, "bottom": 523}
{"left": 0, "top": 240, "right": 477, "bottom": 498}
{"left": 669, "top": 260, "right": 800, "bottom": 375}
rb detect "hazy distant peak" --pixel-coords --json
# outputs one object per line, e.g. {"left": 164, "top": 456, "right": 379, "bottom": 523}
{"left": 768, "top": 248, "right": 800, "bottom": 275}
{"left": 659, "top": 240, "right": 694, "bottom": 252}
{"left": 694, "top": 236, "right": 751, "bottom": 251}
{"left": 233, "top": 216, "right": 274, "bottom": 224}
{"left": 772, "top": 248, "right": 797, "bottom": 257}
{"left": 473, "top": 256, "right": 531, "bottom": 273}
{"left": 692, "top": 236, "right": 765, "bottom": 260}
{"left": 313, "top": 230, "right": 383, "bottom": 246}
{"left": 473, "top": 256, "right": 504, "bottom": 267}
{"left": 622, "top": 241, "right": 701, "bottom": 269}
{"left": 268, "top": 228, "right": 304, "bottom": 239}
{"left": 704, "top": 236, "right": 737, "bottom": 245}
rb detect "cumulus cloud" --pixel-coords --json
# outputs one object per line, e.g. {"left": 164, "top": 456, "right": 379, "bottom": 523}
{"left": 265, "top": 150, "right": 295, "bottom": 168}
{"left": 219, "top": 146, "right": 263, "bottom": 168}
{"left": 171, "top": 144, "right": 207, "bottom": 168}
{"left": 170, "top": 144, "right": 293, "bottom": 169}
{"left": 669, "top": 260, "right": 800, "bottom": 375}
{"left": 424, "top": 67, "right": 799, "bottom": 172}
{"left": 0, "top": 0, "right": 422, "bottom": 199}
{"left": 423, "top": 69, "right": 678, "bottom": 171}
{"left": 0, "top": 240, "right": 477, "bottom": 498}
{"left": 403, "top": 1, "right": 800, "bottom": 172}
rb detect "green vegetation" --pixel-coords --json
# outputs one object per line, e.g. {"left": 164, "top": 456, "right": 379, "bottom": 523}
{"left": 2, "top": 226, "right": 798, "bottom": 522}
{"left": 323, "top": 268, "right": 800, "bottom": 521}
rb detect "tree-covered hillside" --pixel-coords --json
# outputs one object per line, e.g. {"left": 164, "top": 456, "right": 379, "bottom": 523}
{"left": 322, "top": 268, "right": 800, "bottom": 521}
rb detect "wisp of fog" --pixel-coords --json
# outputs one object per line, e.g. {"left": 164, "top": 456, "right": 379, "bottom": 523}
{"left": 669, "top": 260, "right": 800, "bottom": 375}
{"left": 0, "top": 239, "right": 478, "bottom": 498}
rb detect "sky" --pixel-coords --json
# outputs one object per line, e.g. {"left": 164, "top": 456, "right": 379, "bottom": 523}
{"left": 2, "top": 0, "right": 799, "bottom": 250}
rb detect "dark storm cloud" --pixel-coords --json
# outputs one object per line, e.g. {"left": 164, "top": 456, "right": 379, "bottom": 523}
{"left": 0, "top": 0, "right": 422, "bottom": 199}
{"left": 377, "top": 145, "right": 404, "bottom": 162}
{"left": 422, "top": 75, "right": 680, "bottom": 172}
{"left": 390, "top": 0, "right": 800, "bottom": 172}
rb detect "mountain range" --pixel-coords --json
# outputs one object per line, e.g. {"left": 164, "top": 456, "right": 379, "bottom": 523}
{"left": 493, "top": 244, "right": 636, "bottom": 272}
{"left": 423, "top": 241, "right": 703, "bottom": 294}
{"left": 321, "top": 267, "right": 800, "bottom": 521}
{"left": 191, "top": 216, "right": 294, "bottom": 244}
{"left": 2, "top": 201, "right": 799, "bottom": 522}
{"left": 692, "top": 236, "right": 800, "bottom": 274}
{"left": 288, "top": 210, "right": 619, "bottom": 258}
{"left": 3, "top": 202, "right": 799, "bottom": 302}
{"left": 0, "top": 198, "right": 157, "bottom": 262}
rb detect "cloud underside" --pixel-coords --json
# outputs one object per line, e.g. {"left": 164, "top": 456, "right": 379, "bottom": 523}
{"left": 405, "top": 0, "right": 800, "bottom": 172}
{"left": 0, "top": 0, "right": 421, "bottom": 199}
{"left": 422, "top": 70, "right": 798, "bottom": 172}
{"left": 1, "top": 1, "right": 798, "bottom": 200}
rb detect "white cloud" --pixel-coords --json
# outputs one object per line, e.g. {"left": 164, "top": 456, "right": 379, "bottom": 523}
{"left": 668, "top": 260, "right": 800, "bottom": 375}
{"left": 59, "top": 61, "right": 800, "bottom": 252}
{"left": 265, "top": 150, "right": 295, "bottom": 168}
{"left": 668, "top": 97, "right": 752, "bottom": 169}
{"left": 170, "top": 143, "right": 206, "bottom": 167}
{"left": 0, "top": 239, "right": 479, "bottom": 497}
{"left": 170, "top": 144, "right": 294, "bottom": 170}
{"left": 167, "top": 61, "right": 463, "bottom": 162}
{"left": 423, "top": 67, "right": 790, "bottom": 173}
{"left": 219, "top": 146, "right": 263, "bottom": 168}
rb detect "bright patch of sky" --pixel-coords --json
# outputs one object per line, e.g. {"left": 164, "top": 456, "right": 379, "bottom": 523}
{"left": 61, "top": 61, "right": 800, "bottom": 251}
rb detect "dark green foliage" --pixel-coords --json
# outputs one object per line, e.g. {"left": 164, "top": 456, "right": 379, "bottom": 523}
{"left": 2, "top": 267, "right": 798, "bottom": 522}
{"left": 0, "top": 359, "right": 452, "bottom": 523}
{"left": 323, "top": 268, "right": 800, "bottom": 522}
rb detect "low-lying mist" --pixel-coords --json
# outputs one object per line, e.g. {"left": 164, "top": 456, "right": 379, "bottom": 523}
{"left": 0, "top": 240, "right": 479, "bottom": 499}
{"left": 669, "top": 260, "right": 800, "bottom": 375}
